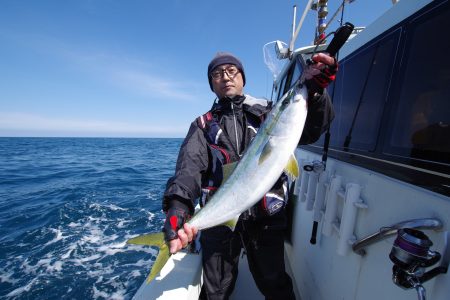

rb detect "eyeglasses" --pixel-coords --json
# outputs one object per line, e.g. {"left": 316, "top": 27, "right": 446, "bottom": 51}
{"left": 210, "top": 66, "right": 240, "bottom": 80}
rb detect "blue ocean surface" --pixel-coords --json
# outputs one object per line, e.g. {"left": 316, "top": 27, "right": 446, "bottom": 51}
{"left": 0, "top": 137, "right": 183, "bottom": 299}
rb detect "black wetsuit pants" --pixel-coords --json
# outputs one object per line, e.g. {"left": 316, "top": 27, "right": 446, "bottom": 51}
{"left": 199, "top": 219, "right": 296, "bottom": 300}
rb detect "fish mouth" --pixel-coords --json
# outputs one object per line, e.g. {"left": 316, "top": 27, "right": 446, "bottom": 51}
{"left": 293, "top": 86, "right": 307, "bottom": 102}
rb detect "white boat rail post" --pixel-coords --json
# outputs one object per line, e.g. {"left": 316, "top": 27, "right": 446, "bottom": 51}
{"left": 300, "top": 160, "right": 327, "bottom": 244}
{"left": 306, "top": 171, "right": 319, "bottom": 211}
{"left": 298, "top": 160, "right": 310, "bottom": 203}
{"left": 336, "top": 183, "right": 368, "bottom": 256}
{"left": 303, "top": 160, "right": 325, "bottom": 211}
{"left": 292, "top": 158, "right": 306, "bottom": 200}
{"left": 322, "top": 174, "right": 342, "bottom": 237}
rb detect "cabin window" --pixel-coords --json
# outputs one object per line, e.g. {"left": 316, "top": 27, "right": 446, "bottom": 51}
{"left": 384, "top": 3, "right": 450, "bottom": 165}
{"left": 273, "top": 56, "right": 305, "bottom": 101}
{"left": 288, "top": 61, "right": 302, "bottom": 90}
{"left": 326, "top": 30, "right": 399, "bottom": 151}
{"left": 276, "top": 70, "right": 288, "bottom": 100}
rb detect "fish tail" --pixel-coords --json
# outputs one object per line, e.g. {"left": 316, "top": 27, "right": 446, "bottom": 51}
{"left": 127, "top": 232, "right": 170, "bottom": 283}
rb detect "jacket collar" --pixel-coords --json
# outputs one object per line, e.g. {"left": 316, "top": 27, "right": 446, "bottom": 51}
{"left": 211, "top": 95, "right": 270, "bottom": 117}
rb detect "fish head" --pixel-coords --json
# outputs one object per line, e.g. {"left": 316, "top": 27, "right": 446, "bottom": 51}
{"left": 276, "top": 83, "right": 308, "bottom": 117}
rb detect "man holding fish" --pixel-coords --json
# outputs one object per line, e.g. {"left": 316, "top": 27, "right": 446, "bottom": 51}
{"left": 162, "top": 51, "right": 337, "bottom": 300}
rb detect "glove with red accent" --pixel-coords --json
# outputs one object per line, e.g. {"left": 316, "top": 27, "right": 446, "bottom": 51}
{"left": 163, "top": 203, "right": 190, "bottom": 242}
{"left": 305, "top": 52, "right": 338, "bottom": 94}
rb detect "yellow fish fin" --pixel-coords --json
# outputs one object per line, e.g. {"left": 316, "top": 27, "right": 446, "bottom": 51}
{"left": 127, "top": 232, "right": 165, "bottom": 247}
{"left": 146, "top": 243, "right": 170, "bottom": 283}
{"left": 284, "top": 154, "right": 299, "bottom": 181}
{"left": 221, "top": 215, "right": 240, "bottom": 231}
{"left": 127, "top": 232, "right": 170, "bottom": 284}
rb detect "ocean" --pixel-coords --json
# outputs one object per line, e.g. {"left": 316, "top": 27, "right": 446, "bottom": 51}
{"left": 0, "top": 137, "right": 183, "bottom": 300}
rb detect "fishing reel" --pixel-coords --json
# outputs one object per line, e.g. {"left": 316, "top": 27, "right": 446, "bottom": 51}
{"left": 389, "top": 228, "right": 447, "bottom": 295}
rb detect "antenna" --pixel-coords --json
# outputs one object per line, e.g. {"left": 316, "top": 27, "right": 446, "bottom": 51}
{"left": 292, "top": 5, "right": 297, "bottom": 45}
{"left": 288, "top": 0, "right": 314, "bottom": 56}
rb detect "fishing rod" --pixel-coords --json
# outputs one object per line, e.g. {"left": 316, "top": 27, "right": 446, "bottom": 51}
{"left": 308, "top": 21, "right": 354, "bottom": 245}
{"left": 287, "top": 0, "right": 355, "bottom": 56}
{"left": 305, "top": 0, "right": 354, "bottom": 245}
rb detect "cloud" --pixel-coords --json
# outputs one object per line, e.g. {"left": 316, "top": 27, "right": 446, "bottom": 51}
{"left": 60, "top": 48, "right": 204, "bottom": 102}
{"left": 109, "top": 69, "right": 199, "bottom": 101}
{"left": 0, "top": 31, "right": 205, "bottom": 102}
{"left": 0, "top": 112, "right": 186, "bottom": 137}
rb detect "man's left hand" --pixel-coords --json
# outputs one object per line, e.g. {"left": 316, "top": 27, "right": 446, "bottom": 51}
{"left": 305, "top": 52, "right": 338, "bottom": 92}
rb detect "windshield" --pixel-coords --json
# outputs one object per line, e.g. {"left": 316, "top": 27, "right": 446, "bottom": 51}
{"left": 263, "top": 41, "right": 288, "bottom": 81}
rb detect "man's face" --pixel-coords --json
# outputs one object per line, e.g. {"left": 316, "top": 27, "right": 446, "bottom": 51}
{"left": 210, "top": 64, "right": 244, "bottom": 99}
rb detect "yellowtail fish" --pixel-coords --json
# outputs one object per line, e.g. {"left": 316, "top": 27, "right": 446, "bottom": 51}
{"left": 128, "top": 82, "right": 308, "bottom": 283}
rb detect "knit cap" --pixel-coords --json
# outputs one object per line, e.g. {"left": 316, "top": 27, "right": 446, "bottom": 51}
{"left": 207, "top": 52, "right": 246, "bottom": 91}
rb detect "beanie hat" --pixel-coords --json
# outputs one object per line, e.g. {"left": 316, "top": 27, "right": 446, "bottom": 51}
{"left": 207, "top": 52, "right": 246, "bottom": 91}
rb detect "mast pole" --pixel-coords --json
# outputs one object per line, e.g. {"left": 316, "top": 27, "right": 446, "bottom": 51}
{"left": 314, "top": 0, "right": 329, "bottom": 45}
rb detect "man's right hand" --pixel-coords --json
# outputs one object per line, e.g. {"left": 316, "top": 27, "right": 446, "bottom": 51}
{"left": 168, "top": 223, "right": 198, "bottom": 254}
{"left": 163, "top": 204, "right": 198, "bottom": 254}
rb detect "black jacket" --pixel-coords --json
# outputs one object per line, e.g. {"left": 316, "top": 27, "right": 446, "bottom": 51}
{"left": 163, "top": 92, "right": 334, "bottom": 214}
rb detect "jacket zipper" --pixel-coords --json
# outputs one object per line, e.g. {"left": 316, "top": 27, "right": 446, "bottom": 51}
{"left": 232, "top": 102, "right": 251, "bottom": 217}
{"left": 231, "top": 103, "right": 241, "bottom": 157}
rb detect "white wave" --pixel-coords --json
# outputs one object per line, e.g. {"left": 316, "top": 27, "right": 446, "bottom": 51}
{"left": 6, "top": 277, "right": 38, "bottom": 297}
{"left": 133, "top": 258, "right": 153, "bottom": 267}
{"left": 97, "top": 241, "right": 128, "bottom": 255}
{"left": 68, "top": 221, "right": 82, "bottom": 228}
{"left": 0, "top": 270, "right": 19, "bottom": 284}
{"left": 103, "top": 234, "right": 119, "bottom": 243}
{"left": 21, "top": 258, "right": 36, "bottom": 275}
{"left": 130, "top": 269, "right": 142, "bottom": 278}
{"left": 92, "top": 283, "right": 127, "bottom": 300}
{"left": 44, "top": 227, "right": 65, "bottom": 246}
{"left": 105, "top": 203, "right": 127, "bottom": 211}
{"left": 61, "top": 244, "right": 77, "bottom": 259}
{"left": 146, "top": 192, "right": 157, "bottom": 200}
{"left": 88, "top": 266, "right": 114, "bottom": 278}
{"left": 116, "top": 218, "right": 130, "bottom": 228}
{"left": 81, "top": 225, "right": 103, "bottom": 244}
{"left": 72, "top": 254, "right": 102, "bottom": 264}
{"left": 86, "top": 216, "right": 108, "bottom": 224}
{"left": 88, "top": 202, "right": 127, "bottom": 212}
{"left": 92, "top": 286, "right": 110, "bottom": 299}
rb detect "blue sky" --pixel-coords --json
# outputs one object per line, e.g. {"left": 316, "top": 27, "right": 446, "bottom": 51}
{"left": 0, "top": 0, "right": 392, "bottom": 138}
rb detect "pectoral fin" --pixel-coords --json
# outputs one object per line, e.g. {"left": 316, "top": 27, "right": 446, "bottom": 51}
{"left": 221, "top": 215, "right": 240, "bottom": 231}
{"left": 284, "top": 154, "right": 299, "bottom": 180}
{"left": 259, "top": 141, "right": 274, "bottom": 165}
{"left": 127, "top": 232, "right": 170, "bottom": 283}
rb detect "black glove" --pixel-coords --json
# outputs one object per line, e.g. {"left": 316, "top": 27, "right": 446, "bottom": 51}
{"left": 305, "top": 56, "right": 338, "bottom": 95}
{"left": 312, "top": 61, "right": 338, "bottom": 89}
{"left": 163, "top": 202, "right": 190, "bottom": 242}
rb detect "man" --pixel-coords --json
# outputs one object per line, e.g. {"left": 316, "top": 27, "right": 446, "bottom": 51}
{"left": 162, "top": 52, "right": 336, "bottom": 299}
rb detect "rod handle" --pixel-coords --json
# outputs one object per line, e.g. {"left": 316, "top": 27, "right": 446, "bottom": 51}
{"left": 326, "top": 22, "right": 354, "bottom": 57}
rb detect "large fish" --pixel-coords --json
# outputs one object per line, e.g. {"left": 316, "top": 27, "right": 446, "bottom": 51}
{"left": 127, "top": 81, "right": 309, "bottom": 282}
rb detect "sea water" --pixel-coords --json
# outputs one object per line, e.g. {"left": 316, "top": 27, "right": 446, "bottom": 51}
{"left": 0, "top": 137, "right": 182, "bottom": 299}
